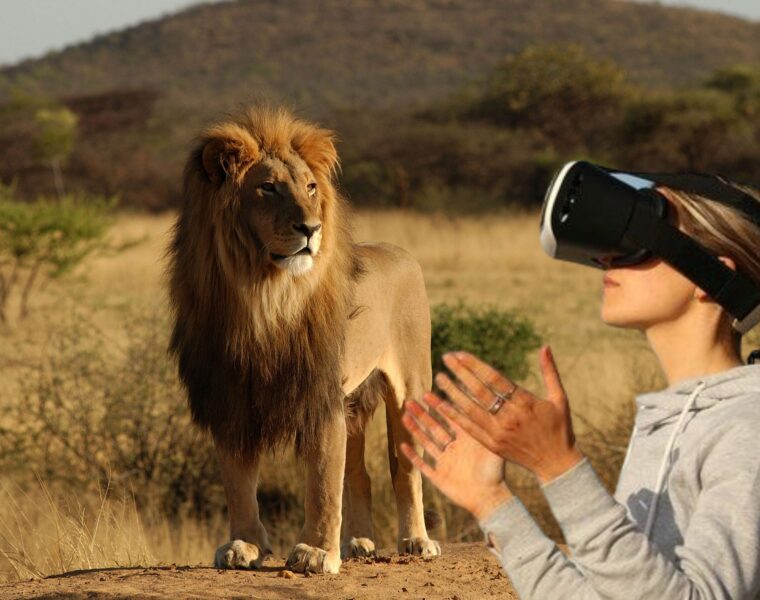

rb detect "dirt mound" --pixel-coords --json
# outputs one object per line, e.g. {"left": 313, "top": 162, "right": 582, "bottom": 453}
{"left": 0, "top": 542, "right": 517, "bottom": 599}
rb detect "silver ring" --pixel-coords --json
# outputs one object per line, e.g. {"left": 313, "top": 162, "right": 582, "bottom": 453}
{"left": 488, "top": 386, "right": 516, "bottom": 414}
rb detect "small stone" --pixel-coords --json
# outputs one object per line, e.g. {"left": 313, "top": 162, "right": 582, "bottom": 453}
{"left": 279, "top": 570, "right": 295, "bottom": 579}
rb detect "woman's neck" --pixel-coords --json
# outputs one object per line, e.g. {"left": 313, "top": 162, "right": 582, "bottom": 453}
{"left": 645, "top": 315, "right": 743, "bottom": 386}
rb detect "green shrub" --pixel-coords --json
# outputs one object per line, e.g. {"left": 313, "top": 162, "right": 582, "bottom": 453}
{"left": 430, "top": 301, "right": 541, "bottom": 381}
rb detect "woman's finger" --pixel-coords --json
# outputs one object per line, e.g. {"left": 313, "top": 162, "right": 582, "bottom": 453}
{"left": 424, "top": 392, "right": 468, "bottom": 437}
{"left": 448, "top": 351, "right": 534, "bottom": 408}
{"left": 430, "top": 396, "right": 504, "bottom": 456}
{"left": 402, "top": 411, "right": 444, "bottom": 460}
{"left": 539, "top": 345, "right": 567, "bottom": 408}
{"left": 442, "top": 353, "right": 515, "bottom": 410}
{"left": 400, "top": 442, "right": 439, "bottom": 483}
{"left": 405, "top": 399, "right": 453, "bottom": 449}
{"left": 448, "top": 351, "right": 511, "bottom": 392}
{"left": 435, "top": 373, "right": 495, "bottom": 431}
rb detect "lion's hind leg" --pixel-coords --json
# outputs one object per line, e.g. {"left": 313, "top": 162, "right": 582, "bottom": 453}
{"left": 341, "top": 371, "right": 384, "bottom": 558}
{"left": 341, "top": 425, "right": 376, "bottom": 558}
{"left": 384, "top": 375, "right": 442, "bottom": 558}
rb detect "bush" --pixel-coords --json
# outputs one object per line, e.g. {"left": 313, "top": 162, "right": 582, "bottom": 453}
{"left": 616, "top": 88, "right": 739, "bottom": 171}
{"left": 430, "top": 301, "right": 541, "bottom": 381}
{"left": 0, "top": 310, "right": 224, "bottom": 519}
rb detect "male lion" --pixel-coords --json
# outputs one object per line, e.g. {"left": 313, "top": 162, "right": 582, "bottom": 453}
{"left": 167, "top": 106, "right": 441, "bottom": 574}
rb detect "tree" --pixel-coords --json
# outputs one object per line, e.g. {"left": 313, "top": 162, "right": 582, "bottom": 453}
{"left": 465, "top": 44, "right": 631, "bottom": 151}
{"left": 32, "top": 107, "right": 78, "bottom": 199}
{"left": 0, "top": 184, "right": 118, "bottom": 324}
{"left": 705, "top": 64, "right": 760, "bottom": 119}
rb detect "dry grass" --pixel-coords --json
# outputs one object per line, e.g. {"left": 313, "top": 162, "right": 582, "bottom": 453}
{"left": 0, "top": 208, "right": 679, "bottom": 581}
{"left": 0, "top": 479, "right": 153, "bottom": 581}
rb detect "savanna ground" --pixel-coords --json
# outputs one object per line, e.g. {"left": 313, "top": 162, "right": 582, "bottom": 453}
{"left": 0, "top": 208, "right": 700, "bottom": 598}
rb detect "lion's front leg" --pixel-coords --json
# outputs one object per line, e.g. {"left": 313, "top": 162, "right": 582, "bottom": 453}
{"left": 214, "top": 444, "right": 272, "bottom": 569}
{"left": 286, "top": 412, "right": 346, "bottom": 574}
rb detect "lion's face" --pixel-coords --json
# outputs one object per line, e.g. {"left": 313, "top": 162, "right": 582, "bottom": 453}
{"left": 239, "top": 155, "right": 323, "bottom": 276}
{"left": 198, "top": 115, "right": 339, "bottom": 278}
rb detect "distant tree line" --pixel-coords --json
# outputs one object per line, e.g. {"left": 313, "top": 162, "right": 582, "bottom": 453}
{"left": 341, "top": 45, "right": 760, "bottom": 211}
{"left": 0, "top": 45, "right": 758, "bottom": 212}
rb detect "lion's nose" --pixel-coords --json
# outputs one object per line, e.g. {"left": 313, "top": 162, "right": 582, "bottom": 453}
{"left": 293, "top": 223, "right": 322, "bottom": 240}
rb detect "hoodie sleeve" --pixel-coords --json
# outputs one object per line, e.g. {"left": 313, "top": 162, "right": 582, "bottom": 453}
{"left": 478, "top": 495, "right": 602, "bottom": 599}
{"left": 541, "top": 446, "right": 760, "bottom": 599}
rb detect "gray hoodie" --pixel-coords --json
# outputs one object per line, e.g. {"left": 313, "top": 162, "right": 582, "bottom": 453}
{"left": 478, "top": 364, "right": 760, "bottom": 599}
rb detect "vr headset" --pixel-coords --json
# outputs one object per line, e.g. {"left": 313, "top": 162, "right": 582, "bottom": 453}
{"left": 540, "top": 161, "right": 760, "bottom": 334}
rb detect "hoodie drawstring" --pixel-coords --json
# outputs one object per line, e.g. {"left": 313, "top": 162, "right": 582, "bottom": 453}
{"left": 621, "top": 425, "right": 638, "bottom": 472}
{"left": 643, "top": 381, "right": 707, "bottom": 538}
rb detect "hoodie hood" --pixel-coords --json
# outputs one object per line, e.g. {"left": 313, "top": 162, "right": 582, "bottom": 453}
{"left": 635, "top": 364, "right": 760, "bottom": 432}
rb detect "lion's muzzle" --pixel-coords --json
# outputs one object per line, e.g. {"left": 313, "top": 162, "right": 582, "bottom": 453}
{"left": 270, "top": 223, "right": 322, "bottom": 275}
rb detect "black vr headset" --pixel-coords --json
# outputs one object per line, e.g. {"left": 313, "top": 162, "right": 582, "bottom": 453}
{"left": 540, "top": 161, "right": 760, "bottom": 334}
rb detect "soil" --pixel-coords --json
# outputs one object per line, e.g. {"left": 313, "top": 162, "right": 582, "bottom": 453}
{"left": 0, "top": 543, "right": 518, "bottom": 599}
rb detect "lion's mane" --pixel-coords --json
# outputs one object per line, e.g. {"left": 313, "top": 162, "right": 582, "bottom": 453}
{"left": 167, "top": 106, "right": 362, "bottom": 459}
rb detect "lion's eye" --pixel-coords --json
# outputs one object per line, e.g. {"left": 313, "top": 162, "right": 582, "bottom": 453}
{"left": 260, "top": 182, "right": 276, "bottom": 194}
{"left": 307, "top": 182, "right": 317, "bottom": 197}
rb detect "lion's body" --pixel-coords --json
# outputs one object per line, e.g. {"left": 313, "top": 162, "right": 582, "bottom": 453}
{"left": 167, "top": 106, "right": 439, "bottom": 574}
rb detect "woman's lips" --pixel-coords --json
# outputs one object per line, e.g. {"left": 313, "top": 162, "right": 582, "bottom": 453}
{"left": 603, "top": 274, "right": 620, "bottom": 288}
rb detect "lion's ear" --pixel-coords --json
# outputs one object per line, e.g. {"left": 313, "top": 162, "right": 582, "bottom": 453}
{"left": 292, "top": 127, "right": 339, "bottom": 180}
{"left": 200, "top": 124, "right": 259, "bottom": 184}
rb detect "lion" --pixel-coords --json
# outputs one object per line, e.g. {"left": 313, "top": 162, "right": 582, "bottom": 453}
{"left": 166, "top": 105, "right": 441, "bottom": 574}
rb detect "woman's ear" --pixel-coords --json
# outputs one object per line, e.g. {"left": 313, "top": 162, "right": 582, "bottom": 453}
{"left": 694, "top": 256, "right": 737, "bottom": 301}
{"left": 200, "top": 123, "right": 259, "bottom": 185}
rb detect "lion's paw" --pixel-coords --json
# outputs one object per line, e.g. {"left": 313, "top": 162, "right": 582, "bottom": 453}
{"left": 214, "top": 539, "right": 268, "bottom": 569}
{"left": 286, "top": 542, "right": 341, "bottom": 574}
{"left": 399, "top": 537, "right": 441, "bottom": 557}
{"left": 341, "top": 536, "right": 376, "bottom": 559}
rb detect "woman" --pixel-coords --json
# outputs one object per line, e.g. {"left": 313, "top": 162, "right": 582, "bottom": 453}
{"left": 401, "top": 178, "right": 760, "bottom": 599}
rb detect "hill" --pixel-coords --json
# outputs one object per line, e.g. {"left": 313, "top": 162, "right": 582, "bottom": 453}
{"left": 2, "top": 0, "right": 759, "bottom": 110}
{"left": 0, "top": 0, "right": 758, "bottom": 209}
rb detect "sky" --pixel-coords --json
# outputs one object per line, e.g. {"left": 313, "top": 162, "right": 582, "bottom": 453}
{"left": 0, "top": 0, "right": 757, "bottom": 68}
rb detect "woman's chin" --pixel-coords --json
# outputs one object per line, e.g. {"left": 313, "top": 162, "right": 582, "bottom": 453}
{"left": 601, "top": 306, "right": 635, "bottom": 329}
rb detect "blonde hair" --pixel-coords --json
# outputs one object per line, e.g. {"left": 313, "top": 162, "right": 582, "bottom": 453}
{"left": 659, "top": 182, "right": 760, "bottom": 344}
{"left": 661, "top": 182, "right": 760, "bottom": 290}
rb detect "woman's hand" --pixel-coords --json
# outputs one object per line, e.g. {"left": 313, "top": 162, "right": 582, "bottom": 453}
{"left": 434, "top": 346, "right": 584, "bottom": 484}
{"left": 400, "top": 395, "right": 513, "bottom": 521}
